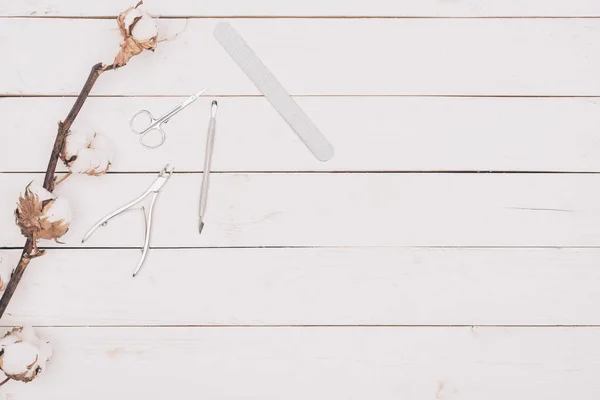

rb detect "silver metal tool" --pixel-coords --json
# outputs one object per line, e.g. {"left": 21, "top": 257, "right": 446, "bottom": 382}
{"left": 130, "top": 89, "right": 207, "bottom": 149}
{"left": 81, "top": 165, "right": 175, "bottom": 277}
{"left": 198, "top": 101, "right": 218, "bottom": 234}
{"left": 214, "top": 22, "right": 334, "bottom": 162}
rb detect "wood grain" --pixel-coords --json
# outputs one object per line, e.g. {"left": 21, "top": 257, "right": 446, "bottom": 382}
{"left": 1, "top": 173, "right": 599, "bottom": 248}
{"left": 2, "top": 19, "right": 600, "bottom": 96}
{"left": 2, "top": 0, "right": 600, "bottom": 17}
{"left": 3, "top": 97, "right": 600, "bottom": 172}
{"left": 2, "top": 327, "right": 599, "bottom": 399}
{"left": 0, "top": 248, "right": 599, "bottom": 326}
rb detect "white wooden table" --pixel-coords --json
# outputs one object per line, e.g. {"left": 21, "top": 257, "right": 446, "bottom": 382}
{"left": 1, "top": 1, "right": 600, "bottom": 398}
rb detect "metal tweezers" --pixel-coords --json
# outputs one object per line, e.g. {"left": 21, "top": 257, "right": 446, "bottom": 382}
{"left": 81, "top": 164, "right": 175, "bottom": 277}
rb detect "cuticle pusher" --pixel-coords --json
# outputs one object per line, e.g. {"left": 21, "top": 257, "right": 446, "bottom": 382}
{"left": 198, "top": 101, "right": 218, "bottom": 234}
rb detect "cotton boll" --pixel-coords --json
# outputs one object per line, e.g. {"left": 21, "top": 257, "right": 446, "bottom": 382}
{"left": 0, "top": 342, "right": 39, "bottom": 377}
{"left": 113, "top": 1, "right": 158, "bottom": 67}
{"left": 0, "top": 327, "right": 52, "bottom": 382}
{"left": 123, "top": 8, "right": 157, "bottom": 41}
{"left": 66, "top": 149, "right": 93, "bottom": 174}
{"left": 62, "top": 131, "right": 113, "bottom": 176}
{"left": 43, "top": 196, "right": 72, "bottom": 226}
{"left": 68, "top": 149, "right": 111, "bottom": 176}
{"left": 132, "top": 16, "right": 158, "bottom": 41}
{"left": 62, "top": 130, "right": 95, "bottom": 163}
{"left": 26, "top": 185, "right": 54, "bottom": 203}
{"left": 89, "top": 132, "right": 113, "bottom": 155}
{"left": 25, "top": 184, "right": 72, "bottom": 227}
{"left": 15, "top": 183, "right": 72, "bottom": 248}
{"left": 123, "top": 7, "right": 144, "bottom": 30}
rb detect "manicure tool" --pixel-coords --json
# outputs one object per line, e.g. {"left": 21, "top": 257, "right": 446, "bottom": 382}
{"left": 214, "top": 22, "right": 334, "bottom": 162}
{"left": 130, "top": 89, "right": 207, "bottom": 149}
{"left": 81, "top": 165, "right": 175, "bottom": 277}
{"left": 198, "top": 101, "right": 218, "bottom": 234}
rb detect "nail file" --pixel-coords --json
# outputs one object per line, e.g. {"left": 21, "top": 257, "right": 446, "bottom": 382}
{"left": 214, "top": 22, "right": 334, "bottom": 162}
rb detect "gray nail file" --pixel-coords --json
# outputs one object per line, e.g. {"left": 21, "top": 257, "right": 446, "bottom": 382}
{"left": 214, "top": 22, "right": 334, "bottom": 162}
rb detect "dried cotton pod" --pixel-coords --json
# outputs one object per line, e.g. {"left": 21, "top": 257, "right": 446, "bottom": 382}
{"left": 0, "top": 327, "right": 52, "bottom": 383}
{"left": 61, "top": 130, "right": 113, "bottom": 176}
{"left": 113, "top": 1, "right": 158, "bottom": 67}
{"left": 15, "top": 184, "right": 72, "bottom": 252}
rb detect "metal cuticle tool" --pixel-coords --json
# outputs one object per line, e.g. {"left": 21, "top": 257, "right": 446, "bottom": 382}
{"left": 81, "top": 164, "right": 175, "bottom": 277}
{"left": 199, "top": 101, "right": 218, "bottom": 234}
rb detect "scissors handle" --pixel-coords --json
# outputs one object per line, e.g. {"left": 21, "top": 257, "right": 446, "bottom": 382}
{"left": 139, "top": 126, "right": 167, "bottom": 149}
{"left": 130, "top": 110, "right": 158, "bottom": 135}
{"left": 130, "top": 110, "right": 167, "bottom": 149}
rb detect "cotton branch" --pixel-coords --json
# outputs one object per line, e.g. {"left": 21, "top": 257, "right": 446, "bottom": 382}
{"left": 0, "top": 62, "right": 111, "bottom": 319}
{"left": 0, "top": 0, "right": 158, "bottom": 321}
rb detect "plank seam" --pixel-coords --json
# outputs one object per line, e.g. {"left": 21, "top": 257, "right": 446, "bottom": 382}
{"left": 2, "top": 324, "right": 600, "bottom": 328}
{"left": 3, "top": 171, "right": 600, "bottom": 174}
{"left": 4, "top": 94, "right": 600, "bottom": 98}
{"left": 4, "top": 16, "right": 600, "bottom": 20}
{"left": 2, "top": 246, "right": 600, "bottom": 250}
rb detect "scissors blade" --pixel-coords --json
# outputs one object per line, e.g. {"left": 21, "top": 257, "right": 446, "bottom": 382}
{"left": 181, "top": 88, "right": 208, "bottom": 107}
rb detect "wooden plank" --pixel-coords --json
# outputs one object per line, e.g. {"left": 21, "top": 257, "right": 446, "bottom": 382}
{"left": 2, "top": 18, "right": 600, "bottom": 96}
{"left": 3, "top": 97, "right": 600, "bottom": 173}
{"left": 2, "top": 0, "right": 600, "bottom": 17}
{"left": 2, "top": 327, "right": 600, "bottom": 399}
{"left": 1, "top": 248, "right": 599, "bottom": 326}
{"left": 1, "top": 173, "right": 599, "bottom": 248}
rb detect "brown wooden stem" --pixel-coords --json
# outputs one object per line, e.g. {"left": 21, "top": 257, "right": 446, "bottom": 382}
{"left": 0, "top": 62, "right": 111, "bottom": 319}
{"left": 43, "top": 62, "right": 108, "bottom": 191}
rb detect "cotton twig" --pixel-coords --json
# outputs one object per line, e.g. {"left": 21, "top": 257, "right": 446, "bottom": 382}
{"left": 0, "top": 62, "right": 112, "bottom": 319}
{"left": 0, "top": 3, "right": 159, "bottom": 388}
{"left": 53, "top": 172, "right": 73, "bottom": 187}
{"left": 0, "top": 0, "right": 160, "bottom": 321}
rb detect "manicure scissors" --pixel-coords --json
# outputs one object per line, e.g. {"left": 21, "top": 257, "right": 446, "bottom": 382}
{"left": 130, "top": 89, "right": 207, "bottom": 149}
{"left": 81, "top": 165, "right": 175, "bottom": 277}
